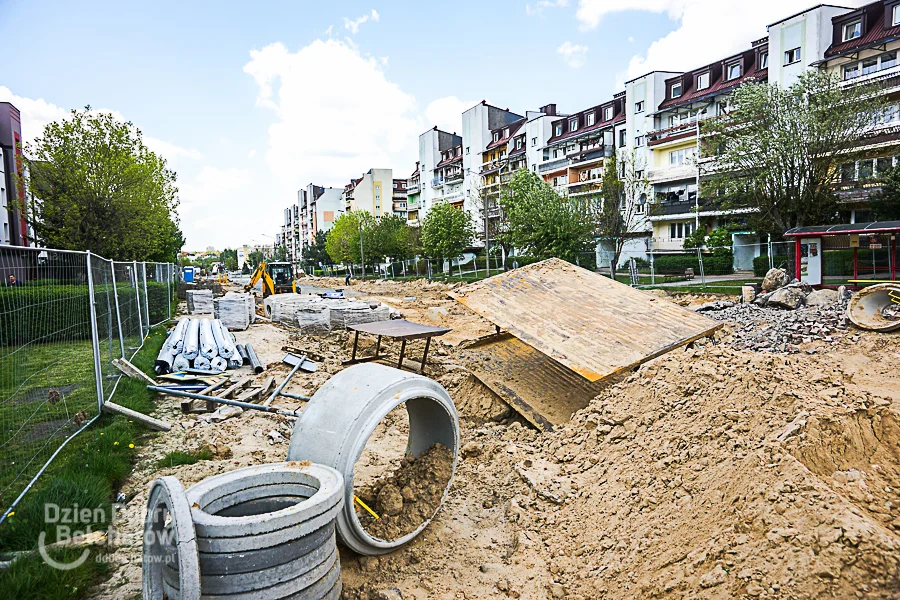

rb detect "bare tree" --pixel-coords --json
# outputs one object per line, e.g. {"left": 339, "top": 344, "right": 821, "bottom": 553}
{"left": 597, "top": 149, "right": 651, "bottom": 278}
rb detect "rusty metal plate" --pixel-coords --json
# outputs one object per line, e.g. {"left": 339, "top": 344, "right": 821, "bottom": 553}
{"left": 457, "top": 333, "right": 602, "bottom": 431}
{"left": 450, "top": 258, "right": 721, "bottom": 383}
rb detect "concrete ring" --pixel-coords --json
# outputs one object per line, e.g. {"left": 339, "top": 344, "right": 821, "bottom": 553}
{"left": 142, "top": 476, "right": 200, "bottom": 600}
{"left": 286, "top": 362, "right": 459, "bottom": 555}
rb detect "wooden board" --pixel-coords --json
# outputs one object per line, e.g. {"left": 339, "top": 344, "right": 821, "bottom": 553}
{"left": 457, "top": 334, "right": 604, "bottom": 431}
{"left": 450, "top": 258, "right": 721, "bottom": 383}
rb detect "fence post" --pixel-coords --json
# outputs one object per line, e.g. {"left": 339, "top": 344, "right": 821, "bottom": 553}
{"left": 109, "top": 260, "right": 126, "bottom": 358}
{"left": 697, "top": 248, "right": 707, "bottom": 289}
{"left": 132, "top": 260, "right": 143, "bottom": 338}
{"left": 768, "top": 238, "right": 774, "bottom": 271}
{"left": 85, "top": 252, "right": 106, "bottom": 414}
{"left": 141, "top": 262, "right": 150, "bottom": 332}
{"left": 167, "top": 263, "right": 172, "bottom": 321}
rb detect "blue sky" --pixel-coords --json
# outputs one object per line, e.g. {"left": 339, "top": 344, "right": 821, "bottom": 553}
{"left": 0, "top": 0, "right": 864, "bottom": 250}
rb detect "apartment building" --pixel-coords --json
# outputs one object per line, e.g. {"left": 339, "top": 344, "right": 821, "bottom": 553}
{"left": 280, "top": 203, "right": 301, "bottom": 264}
{"left": 343, "top": 168, "right": 392, "bottom": 218}
{"left": 392, "top": 179, "right": 408, "bottom": 219}
{"left": 0, "top": 102, "right": 29, "bottom": 246}
{"left": 819, "top": 0, "right": 900, "bottom": 223}
{"left": 406, "top": 163, "right": 421, "bottom": 226}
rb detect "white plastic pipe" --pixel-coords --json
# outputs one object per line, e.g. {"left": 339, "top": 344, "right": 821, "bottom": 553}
{"left": 198, "top": 319, "right": 217, "bottom": 360}
{"left": 183, "top": 318, "right": 201, "bottom": 360}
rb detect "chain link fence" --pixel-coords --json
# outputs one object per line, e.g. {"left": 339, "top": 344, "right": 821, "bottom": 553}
{"left": 0, "top": 246, "right": 176, "bottom": 524}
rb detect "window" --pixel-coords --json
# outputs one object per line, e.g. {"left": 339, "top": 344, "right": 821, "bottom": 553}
{"left": 844, "top": 64, "right": 860, "bottom": 80}
{"left": 492, "top": 132, "right": 500, "bottom": 142}
{"left": 516, "top": 138, "right": 523, "bottom": 149}
{"left": 895, "top": 5, "right": 900, "bottom": 25}
{"left": 635, "top": 135, "right": 645, "bottom": 147}
{"left": 668, "top": 147, "right": 696, "bottom": 166}
{"left": 760, "top": 52, "right": 769, "bottom": 69}
{"left": 569, "top": 118, "right": 578, "bottom": 132}
{"left": 466, "top": 147, "right": 470, "bottom": 154}
{"left": 696, "top": 72, "right": 710, "bottom": 90}
{"left": 843, "top": 20, "right": 862, "bottom": 41}
{"left": 671, "top": 82, "right": 682, "bottom": 98}
{"left": 726, "top": 61, "right": 741, "bottom": 80}
{"left": 863, "top": 58, "right": 878, "bottom": 76}
{"left": 669, "top": 222, "right": 694, "bottom": 239}
{"left": 784, "top": 47, "right": 801, "bottom": 65}
{"left": 858, "top": 159, "right": 874, "bottom": 179}
{"left": 503, "top": 128, "right": 509, "bottom": 137}
{"left": 619, "top": 129, "right": 627, "bottom": 148}
{"left": 882, "top": 51, "right": 898, "bottom": 69}
{"left": 555, "top": 124, "right": 563, "bottom": 136}
{"left": 635, "top": 101, "right": 645, "bottom": 113}
{"left": 604, "top": 106, "right": 613, "bottom": 120}
{"left": 586, "top": 112, "right": 595, "bottom": 126}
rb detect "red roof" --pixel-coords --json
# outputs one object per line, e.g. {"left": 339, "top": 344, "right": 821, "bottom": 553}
{"left": 546, "top": 98, "right": 624, "bottom": 145}
{"left": 826, "top": 2, "right": 899, "bottom": 57}
{"left": 486, "top": 119, "right": 526, "bottom": 150}
{"left": 658, "top": 48, "right": 767, "bottom": 110}
{"left": 436, "top": 154, "right": 462, "bottom": 168}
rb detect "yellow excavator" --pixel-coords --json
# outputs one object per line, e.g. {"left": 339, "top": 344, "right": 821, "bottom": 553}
{"left": 244, "top": 262, "right": 298, "bottom": 297}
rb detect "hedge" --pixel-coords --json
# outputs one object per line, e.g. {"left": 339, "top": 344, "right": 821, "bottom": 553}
{"left": 654, "top": 252, "right": 734, "bottom": 276}
{"left": 0, "top": 281, "right": 170, "bottom": 346}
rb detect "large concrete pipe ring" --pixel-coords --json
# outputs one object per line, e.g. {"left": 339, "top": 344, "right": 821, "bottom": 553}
{"left": 287, "top": 362, "right": 460, "bottom": 555}
{"left": 143, "top": 476, "right": 201, "bottom": 600}
{"left": 184, "top": 462, "right": 344, "bottom": 600}
{"left": 848, "top": 283, "right": 900, "bottom": 332}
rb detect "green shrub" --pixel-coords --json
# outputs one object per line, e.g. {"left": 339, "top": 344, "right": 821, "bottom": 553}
{"left": 823, "top": 249, "right": 855, "bottom": 276}
{"left": 654, "top": 253, "right": 734, "bottom": 276}
{"left": 753, "top": 255, "right": 790, "bottom": 277}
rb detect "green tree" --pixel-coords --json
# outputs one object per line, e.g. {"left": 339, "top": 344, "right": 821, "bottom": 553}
{"left": 221, "top": 248, "right": 238, "bottom": 271}
{"left": 499, "top": 168, "right": 598, "bottom": 263}
{"left": 421, "top": 202, "right": 475, "bottom": 261}
{"left": 302, "top": 230, "right": 331, "bottom": 267}
{"left": 703, "top": 70, "right": 887, "bottom": 235}
{"left": 596, "top": 150, "right": 650, "bottom": 276}
{"left": 869, "top": 164, "right": 900, "bottom": 220}
{"left": 372, "top": 214, "right": 418, "bottom": 262}
{"left": 23, "top": 107, "right": 183, "bottom": 261}
{"left": 325, "top": 211, "right": 376, "bottom": 266}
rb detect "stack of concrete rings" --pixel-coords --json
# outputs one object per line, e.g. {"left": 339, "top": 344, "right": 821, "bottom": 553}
{"left": 287, "top": 363, "right": 460, "bottom": 556}
{"left": 142, "top": 462, "right": 344, "bottom": 599}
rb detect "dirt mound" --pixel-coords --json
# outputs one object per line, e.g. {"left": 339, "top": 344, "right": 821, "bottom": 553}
{"left": 356, "top": 443, "right": 454, "bottom": 541}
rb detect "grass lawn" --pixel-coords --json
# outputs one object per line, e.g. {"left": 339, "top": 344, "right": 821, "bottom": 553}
{"left": 0, "top": 325, "right": 170, "bottom": 600}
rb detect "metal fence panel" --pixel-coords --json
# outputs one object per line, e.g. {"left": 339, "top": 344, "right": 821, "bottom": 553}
{"left": 0, "top": 249, "right": 175, "bottom": 524}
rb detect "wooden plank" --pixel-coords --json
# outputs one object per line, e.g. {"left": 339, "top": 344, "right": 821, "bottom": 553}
{"left": 102, "top": 401, "right": 171, "bottom": 432}
{"left": 449, "top": 258, "right": 721, "bottom": 383}
{"left": 112, "top": 358, "right": 156, "bottom": 385}
{"left": 235, "top": 387, "right": 263, "bottom": 403}
{"left": 217, "top": 376, "right": 251, "bottom": 399}
{"left": 457, "top": 334, "right": 603, "bottom": 432}
{"left": 258, "top": 376, "right": 276, "bottom": 398}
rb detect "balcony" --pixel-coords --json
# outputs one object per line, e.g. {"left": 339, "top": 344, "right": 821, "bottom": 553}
{"left": 840, "top": 62, "right": 900, "bottom": 92}
{"left": 649, "top": 237, "right": 688, "bottom": 252}
{"left": 407, "top": 182, "right": 420, "bottom": 194}
{"left": 832, "top": 178, "right": 882, "bottom": 203}
{"left": 647, "top": 121, "right": 698, "bottom": 147}
{"left": 431, "top": 178, "right": 444, "bottom": 189}
{"left": 568, "top": 146, "right": 612, "bottom": 166}
{"left": 647, "top": 164, "right": 697, "bottom": 184}
{"left": 445, "top": 171, "right": 464, "bottom": 184}
{"left": 538, "top": 156, "right": 568, "bottom": 174}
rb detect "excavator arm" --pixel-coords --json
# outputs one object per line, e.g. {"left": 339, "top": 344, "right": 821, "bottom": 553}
{"left": 245, "top": 262, "right": 276, "bottom": 297}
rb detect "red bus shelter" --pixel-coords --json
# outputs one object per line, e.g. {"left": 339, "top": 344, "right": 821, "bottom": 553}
{"left": 783, "top": 221, "right": 899, "bottom": 288}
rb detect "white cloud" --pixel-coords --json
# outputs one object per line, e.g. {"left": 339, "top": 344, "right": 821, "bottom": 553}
{"left": 323, "top": 24, "right": 333, "bottom": 36}
{"left": 526, "top": 0, "right": 569, "bottom": 17}
{"left": 423, "top": 96, "right": 475, "bottom": 135}
{"left": 0, "top": 86, "right": 202, "bottom": 161}
{"left": 344, "top": 9, "right": 380, "bottom": 34}
{"left": 575, "top": 0, "right": 868, "bottom": 83}
{"left": 243, "top": 39, "right": 420, "bottom": 189}
{"left": 557, "top": 41, "right": 588, "bottom": 68}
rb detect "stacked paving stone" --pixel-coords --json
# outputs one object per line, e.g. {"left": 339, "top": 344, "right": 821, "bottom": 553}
{"left": 214, "top": 292, "right": 255, "bottom": 330}
{"left": 186, "top": 289, "right": 214, "bottom": 314}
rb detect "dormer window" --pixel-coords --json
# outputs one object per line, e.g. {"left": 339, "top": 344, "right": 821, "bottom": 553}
{"left": 492, "top": 132, "right": 499, "bottom": 142}
{"left": 503, "top": 128, "right": 509, "bottom": 138}
{"left": 516, "top": 138, "right": 523, "bottom": 149}
{"left": 697, "top": 72, "right": 709, "bottom": 90}
{"left": 894, "top": 5, "right": 900, "bottom": 26}
{"left": 726, "top": 61, "right": 741, "bottom": 81}
{"left": 671, "top": 82, "right": 682, "bottom": 98}
{"left": 843, "top": 19, "right": 862, "bottom": 41}
{"left": 586, "top": 112, "right": 595, "bottom": 126}
{"left": 760, "top": 52, "right": 769, "bottom": 69}
{"left": 554, "top": 124, "right": 563, "bottom": 136}
{"left": 603, "top": 106, "right": 613, "bottom": 120}
{"left": 635, "top": 101, "right": 645, "bottom": 113}
{"left": 569, "top": 118, "right": 578, "bottom": 131}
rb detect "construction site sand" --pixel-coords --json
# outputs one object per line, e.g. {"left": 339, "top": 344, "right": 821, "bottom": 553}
{"left": 86, "top": 286, "right": 900, "bottom": 600}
